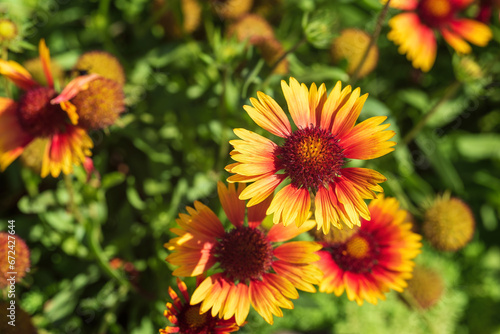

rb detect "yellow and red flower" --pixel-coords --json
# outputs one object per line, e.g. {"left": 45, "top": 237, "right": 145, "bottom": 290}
{"left": 226, "top": 78, "right": 395, "bottom": 234}
{"left": 387, "top": 0, "right": 492, "bottom": 72}
{"left": 0, "top": 39, "right": 97, "bottom": 177}
{"left": 160, "top": 278, "right": 241, "bottom": 334}
{"left": 315, "top": 196, "right": 422, "bottom": 305}
{"left": 165, "top": 182, "right": 322, "bottom": 325}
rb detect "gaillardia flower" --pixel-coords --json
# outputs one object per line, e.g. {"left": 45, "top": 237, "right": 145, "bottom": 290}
{"left": 0, "top": 39, "right": 97, "bottom": 177}
{"left": 387, "top": 0, "right": 492, "bottom": 72}
{"left": 315, "top": 196, "right": 422, "bottom": 305}
{"left": 165, "top": 182, "right": 322, "bottom": 325}
{"left": 226, "top": 78, "right": 395, "bottom": 233}
{"left": 160, "top": 278, "right": 241, "bottom": 334}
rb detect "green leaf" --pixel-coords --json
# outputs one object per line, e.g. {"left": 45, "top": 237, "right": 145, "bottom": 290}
{"left": 456, "top": 134, "right": 500, "bottom": 160}
{"left": 398, "top": 89, "right": 429, "bottom": 112}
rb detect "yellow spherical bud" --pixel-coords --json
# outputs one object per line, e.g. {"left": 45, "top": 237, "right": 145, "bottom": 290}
{"left": 331, "top": 28, "right": 378, "bottom": 79}
{"left": 227, "top": 14, "right": 275, "bottom": 45}
{"left": 72, "top": 77, "right": 125, "bottom": 129}
{"left": 405, "top": 265, "right": 444, "bottom": 309}
{"left": 74, "top": 51, "right": 126, "bottom": 86}
{"left": 257, "top": 38, "right": 289, "bottom": 75}
{"left": 0, "top": 232, "right": 30, "bottom": 288}
{"left": 211, "top": 0, "right": 253, "bottom": 20}
{"left": 0, "top": 19, "right": 17, "bottom": 42}
{"left": 454, "top": 56, "right": 483, "bottom": 83}
{"left": 423, "top": 195, "right": 475, "bottom": 251}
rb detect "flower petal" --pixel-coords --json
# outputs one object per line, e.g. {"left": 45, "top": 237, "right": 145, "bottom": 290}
{"left": 0, "top": 60, "right": 38, "bottom": 90}
{"left": 0, "top": 98, "right": 33, "bottom": 171}
{"left": 39, "top": 39, "right": 54, "bottom": 89}
{"left": 244, "top": 91, "right": 291, "bottom": 138}
{"left": 40, "top": 126, "right": 93, "bottom": 178}
{"left": 218, "top": 181, "right": 246, "bottom": 228}
{"left": 449, "top": 19, "right": 492, "bottom": 47}
{"left": 387, "top": 13, "right": 437, "bottom": 72}
{"left": 239, "top": 173, "right": 285, "bottom": 207}
{"left": 341, "top": 115, "right": 396, "bottom": 160}
{"left": 267, "top": 184, "right": 310, "bottom": 227}
{"left": 51, "top": 74, "right": 100, "bottom": 125}
{"left": 281, "top": 77, "right": 311, "bottom": 129}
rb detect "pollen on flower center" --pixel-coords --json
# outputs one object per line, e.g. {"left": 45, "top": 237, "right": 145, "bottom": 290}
{"left": 327, "top": 232, "right": 379, "bottom": 273}
{"left": 277, "top": 126, "right": 345, "bottom": 190}
{"left": 17, "top": 86, "right": 67, "bottom": 137}
{"left": 345, "top": 235, "right": 370, "bottom": 259}
{"left": 418, "top": 0, "right": 453, "bottom": 27}
{"left": 179, "top": 305, "right": 212, "bottom": 333}
{"left": 215, "top": 227, "right": 273, "bottom": 282}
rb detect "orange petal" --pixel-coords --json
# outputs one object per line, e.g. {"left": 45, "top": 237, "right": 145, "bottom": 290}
{"left": 191, "top": 276, "right": 216, "bottom": 305}
{"left": 234, "top": 283, "right": 250, "bottom": 326}
{"left": 440, "top": 27, "right": 472, "bottom": 54}
{"left": 267, "top": 219, "right": 316, "bottom": 242}
{"left": 267, "top": 184, "right": 310, "bottom": 227}
{"left": 341, "top": 116, "right": 396, "bottom": 160}
{"left": 244, "top": 91, "right": 291, "bottom": 138}
{"left": 281, "top": 78, "right": 311, "bottom": 129}
{"left": 239, "top": 173, "right": 285, "bottom": 207}
{"left": 314, "top": 185, "right": 341, "bottom": 234}
{"left": 247, "top": 194, "right": 273, "bottom": 228}
{"left": 309, "top": 82, "right": 327, "bottom": 127}
{"left": 0, "top": 59, "right": 38, "bottom": 90}
{"left": 320, "top": 81, "right": 344, "bottom": 130}
{"left": 0, "top": 98, "right": 33, "bottom": 171}
{"left": 40, "top": 126, "right": 93, "bottom": 178}
{"left": 387, "top": 13, "right": 437, "bottom": 72}
{"left": 330, "top": 88, "right": 366, "bottom": 137}
{"left": 217, "top": 181, "right": 246, "bottom": 228}
{"left": 386, "top": 0, "right": 418, "bottom": 10}
{"left": 449, "top": 19, "right": 492, "bottom": 47}
{"left": 39, "top": 39, "right": 54, "bottom": 88}
{"left": 51, "top": 74, "right": 100, "bottom": 124}
{"left": 273, "top": 241, "right": 322, "bottom": 263}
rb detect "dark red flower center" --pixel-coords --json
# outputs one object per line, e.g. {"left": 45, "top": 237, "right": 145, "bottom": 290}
{"left": 324, "top": 231, "right": 380, "bottom": 273}
{"left": 17, "top": 86, "right": 67, "bottom": 137}
{"left": 178, "top": 304, "right": 216, "bottom": 334}
{"left": 215, "top": 227, "right": 273, "bottom": 282}
{"left": 417, "top": 0, "right": 455, "bottom": 28}
{"left": 276, "top": 126, "right": 345, "bottom": 190}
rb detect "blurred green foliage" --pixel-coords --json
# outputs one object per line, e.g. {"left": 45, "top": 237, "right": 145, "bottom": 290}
{"left": 0, "top": 0, "right": 499, "bottom": 333}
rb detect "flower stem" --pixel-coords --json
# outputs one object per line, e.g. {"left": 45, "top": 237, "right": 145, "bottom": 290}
{"left": 400, "top": 291, "right": 439, "bottom": 334}
{"left": 403, "top": 81, "right": 461, "bottom": 145}
{"left": 63, "top": 174, "right": 132, "bottom": 290}
{"left": 350, "top": 0, "right": 392, "bottom": 84}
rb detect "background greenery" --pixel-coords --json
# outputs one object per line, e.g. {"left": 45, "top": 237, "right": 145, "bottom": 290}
{"left": 0, "top": 0, "right": 499, "bottom": 333}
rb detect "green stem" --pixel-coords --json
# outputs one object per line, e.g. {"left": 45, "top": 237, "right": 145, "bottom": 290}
{"left": 63, "top": 174, "right": 132, "bottom": 290}
{"left": 403, "top": 81, "right": 461, "bottom": 145}
{"left": 350, "top": 0, "right": 392, "bottom": 84}
{"left": 400, "top": 291, "right": 439, "bottom": 334}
